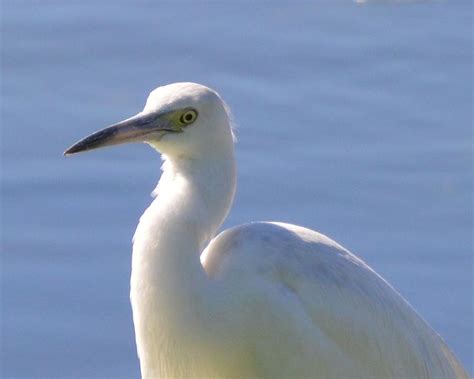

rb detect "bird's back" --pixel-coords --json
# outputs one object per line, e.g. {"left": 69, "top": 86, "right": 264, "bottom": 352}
{"left": 202, "top": 222, "right": 468, "bottom": 379}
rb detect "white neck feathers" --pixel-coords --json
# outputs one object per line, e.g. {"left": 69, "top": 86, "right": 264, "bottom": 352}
{"left": 130, "top": 141, "right": 236, "bottom": 376}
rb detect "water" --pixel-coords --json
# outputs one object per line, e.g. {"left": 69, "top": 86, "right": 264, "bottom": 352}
{"left": 2, "top": 1, "right": 472, "bottom": 377}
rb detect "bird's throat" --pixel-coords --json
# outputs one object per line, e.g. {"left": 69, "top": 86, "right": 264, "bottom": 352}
{"left": 130, "top": 151, "right": 236, "bottom": 376}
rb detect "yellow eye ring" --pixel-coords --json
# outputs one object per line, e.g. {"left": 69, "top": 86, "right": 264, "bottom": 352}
{"left": 180, "top": 109, "right": 198, "bottom": 125}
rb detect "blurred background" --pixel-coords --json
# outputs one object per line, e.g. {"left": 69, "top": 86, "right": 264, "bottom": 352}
{"left": 1, "top": 1, "right": 472, "bottom": 377}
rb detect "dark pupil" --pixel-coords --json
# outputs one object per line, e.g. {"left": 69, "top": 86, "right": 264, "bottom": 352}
{"left": 184, "top": 113, "right": 193, "bottom": 122}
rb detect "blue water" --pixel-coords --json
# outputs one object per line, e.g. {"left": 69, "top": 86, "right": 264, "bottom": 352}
{"left": 2, "top": 2, "right": 472, "bottom": 377}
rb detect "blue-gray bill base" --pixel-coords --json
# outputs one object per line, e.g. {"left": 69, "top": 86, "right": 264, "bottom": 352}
{"left": 65, "top": 82, "right": 468, "bottom": 379}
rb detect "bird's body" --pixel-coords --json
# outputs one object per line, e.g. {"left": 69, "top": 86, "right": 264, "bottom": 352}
{"left": 65, "top": 82, "right": 468, "bottom": 378}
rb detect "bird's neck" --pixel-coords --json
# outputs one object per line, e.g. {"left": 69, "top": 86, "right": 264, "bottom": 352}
{"left": 134, "top": 149, "right": 236, "bottom": 270}
{"left": 130, "top": 145, "right": 236, "bottom": 368}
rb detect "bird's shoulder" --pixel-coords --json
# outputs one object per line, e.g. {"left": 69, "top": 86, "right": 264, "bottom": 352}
{"left": 201, "top": 221, "right": 403, "bottom": 320}
{"left": 201, "top": 222, "right": 464, "bottom": 378}
{"left": 202, "top": 221, "right": 375, "bottom": 286}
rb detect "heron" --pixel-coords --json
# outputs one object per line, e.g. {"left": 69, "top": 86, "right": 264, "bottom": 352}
{"left": 65, "top": 82, "right": 468, "bottom": 379}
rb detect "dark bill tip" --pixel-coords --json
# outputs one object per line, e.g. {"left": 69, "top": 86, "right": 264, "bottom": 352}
{"left": 63, "top": 110, "right": 174, "bottom": 157}
{"left": 63, "top": 126, "right": 119, "bottom": 156}
{"left": 63, "top": 146, "right": 83, "bottom": 156}
{"left": 63, "top": 144, "right": 84, "bottom": 156}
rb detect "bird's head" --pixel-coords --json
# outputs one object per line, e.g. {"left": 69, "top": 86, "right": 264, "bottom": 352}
{"left": 64, "top": 82, "right": 233, "bottom": 158}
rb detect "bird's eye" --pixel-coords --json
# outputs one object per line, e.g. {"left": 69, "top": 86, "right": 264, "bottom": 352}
{"left": 180, "top": 109, "right": 198, "bottom": 125}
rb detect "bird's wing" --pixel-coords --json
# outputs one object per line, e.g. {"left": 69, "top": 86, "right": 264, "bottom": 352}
{"left": 201, "top": 222, "right": 467, "bottom": 379}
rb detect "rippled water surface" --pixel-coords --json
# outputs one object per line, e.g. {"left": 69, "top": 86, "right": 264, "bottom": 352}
{"left": 2, "top": 2, "right": 472, "bottom": 377}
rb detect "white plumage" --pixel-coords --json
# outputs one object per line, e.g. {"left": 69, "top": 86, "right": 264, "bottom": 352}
{"left": 66, "top": 82, "right": 468, "bottom": 379}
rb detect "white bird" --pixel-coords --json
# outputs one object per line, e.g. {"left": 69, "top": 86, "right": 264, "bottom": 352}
{"left": 65, "top": 82, "right": 468, "bottom": 379}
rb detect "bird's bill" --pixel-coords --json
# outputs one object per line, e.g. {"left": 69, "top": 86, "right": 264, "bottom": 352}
{"left": 64, "top": 111, "right": 174, "bottom": 155}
